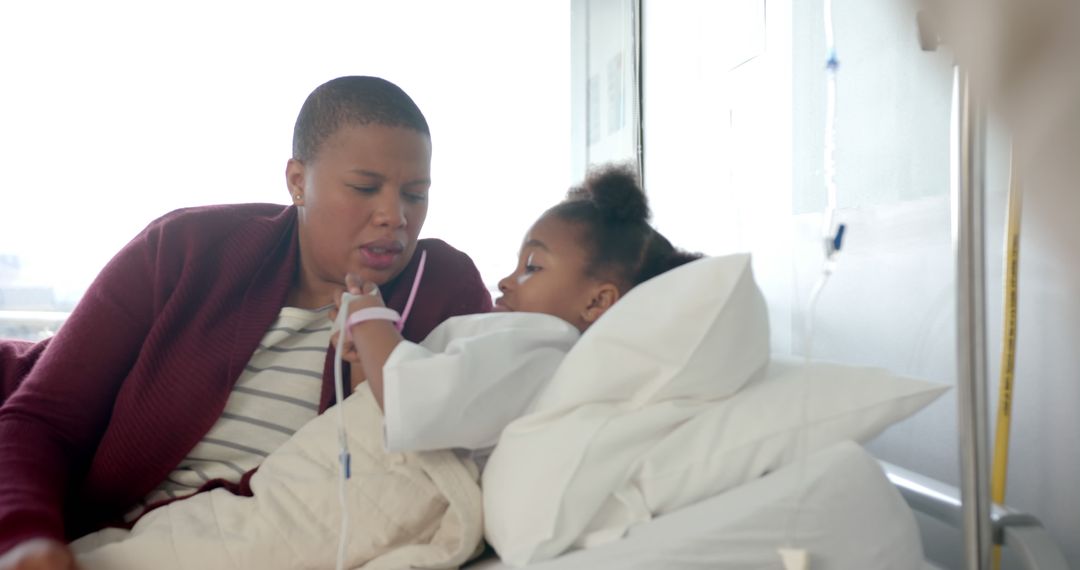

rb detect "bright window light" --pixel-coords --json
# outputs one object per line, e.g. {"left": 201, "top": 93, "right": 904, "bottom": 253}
{"left": 0, "top": 1, "right": 570, "bottom": 338}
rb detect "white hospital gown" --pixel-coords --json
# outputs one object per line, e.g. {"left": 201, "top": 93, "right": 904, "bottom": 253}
{"left": 381, "top": 312, "right": 580, "bottom": 468}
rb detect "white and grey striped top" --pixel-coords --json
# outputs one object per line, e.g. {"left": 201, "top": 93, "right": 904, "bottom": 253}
{"left": 127, "top": 305, "right": 332, "bottom": 521}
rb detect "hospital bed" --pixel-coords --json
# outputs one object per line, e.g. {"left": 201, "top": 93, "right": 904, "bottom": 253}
{"left": 467, "top": 442, "right": 1068, "bottom": 570}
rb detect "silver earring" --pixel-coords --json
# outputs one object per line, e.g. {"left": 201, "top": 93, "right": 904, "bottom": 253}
{"left": 294, "top": 194, "right": 302, "bottom": 201}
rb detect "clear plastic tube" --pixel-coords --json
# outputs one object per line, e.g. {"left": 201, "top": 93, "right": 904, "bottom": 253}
{"left": 333, "top": 299, "right": 354, "bottom": 570}
{"left": 331, "top": 249, "right": 426, "bottom": 570}
{"left": 785, "top": 3, "right": 842, "bottom": 563}
{"left": 822, "top": 0, "right": 842, "bottom": 260}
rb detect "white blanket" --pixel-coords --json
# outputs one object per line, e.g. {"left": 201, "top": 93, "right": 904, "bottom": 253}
{"left": 73, "top": 385, "right": 484, "bottom": 570}
{"left": 469, "top": 441, "right": 924, "bottom": 569}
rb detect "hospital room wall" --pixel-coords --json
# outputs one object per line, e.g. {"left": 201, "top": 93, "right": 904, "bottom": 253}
{"left": 638, "top": 0, "right": 1080, "bottom": 566}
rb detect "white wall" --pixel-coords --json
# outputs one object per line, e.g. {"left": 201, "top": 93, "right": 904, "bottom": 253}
{"left": 788, "top": 0, "right": 959, "bottom": 479}
{"left": 997, "top": 133, "right": 1080, "bottom": 567}
{"left": 644, "top": 0, "right": 798, "bottom": 353}
{"left": 641, "top": 0, "right": 1079, "bottom": 566}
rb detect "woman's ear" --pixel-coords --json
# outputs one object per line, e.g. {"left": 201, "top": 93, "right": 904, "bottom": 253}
{"left": 581, "top": 282, "right": 622, "bottom": 325}
{"left": 286, "top": 158, "right": 307, "bottom": 205}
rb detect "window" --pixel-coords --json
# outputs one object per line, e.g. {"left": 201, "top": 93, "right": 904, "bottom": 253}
{"left": 0, "top": 1, "right": 571, "bottom": 340}
{"left": 570, "top": 0, "right": 640, "bottom": 180}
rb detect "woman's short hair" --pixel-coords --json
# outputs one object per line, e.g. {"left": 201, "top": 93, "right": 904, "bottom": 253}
{"left": 291, "top": 76, "right": 430, "bottom": 162}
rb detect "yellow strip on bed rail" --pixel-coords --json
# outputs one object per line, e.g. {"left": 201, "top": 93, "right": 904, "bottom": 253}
{"left": 991, "top": 150, "right": 1022, "bottom": 570}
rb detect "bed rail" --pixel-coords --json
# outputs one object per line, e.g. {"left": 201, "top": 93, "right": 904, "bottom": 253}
{"left": 880, "top": 460, "right": 1069, "bottom": 570}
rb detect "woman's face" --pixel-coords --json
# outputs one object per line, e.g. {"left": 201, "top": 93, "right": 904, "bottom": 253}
{"left": 287, "top": 123, "right": 431, "bottom": 300}
{"left": 495, "top": 215, "right": 605, "bottom": 331}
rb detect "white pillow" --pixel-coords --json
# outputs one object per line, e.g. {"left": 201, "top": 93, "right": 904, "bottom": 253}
{"left": 485, "top": 358, "right": 947, "bottom": 566}
{"left": 485, "top": 254, "right": 771, "bottom": 565}
{"left": 483, "top": 253, "right": 948, "bottom": 566}
{"left": 530, "top": 253, "right": 770, "bottom": 411}
{"left": 627, "top": 358, "right": 950, "bottom": 517}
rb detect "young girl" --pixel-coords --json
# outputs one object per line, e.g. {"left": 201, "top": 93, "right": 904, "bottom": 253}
{"left": 334, "top": 163, "right": 700, "bottom": 467}
{"left": 73, "top": 164, "right": 702, "bottom": 570}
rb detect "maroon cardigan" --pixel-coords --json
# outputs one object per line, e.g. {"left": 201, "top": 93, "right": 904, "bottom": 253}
{"left": 0, "top": 203, "right": 491, "bottom": 554}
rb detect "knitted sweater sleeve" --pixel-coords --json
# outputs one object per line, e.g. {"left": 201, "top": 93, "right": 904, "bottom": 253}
{"left": 437, "top": 244, "right": 493, "bottom": 321}
{"left": 0, "top": 222, "right": 164, "bottom": 555}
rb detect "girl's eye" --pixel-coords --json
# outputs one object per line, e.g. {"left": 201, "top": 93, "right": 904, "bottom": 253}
{"left": 403, "top": 192, "right": 428, "bottom": 204}
{"left": 349, "top": 185, "right": 378, "bottom": 195}
{"left": 523, "top": 253, "right": 541, "bottom": 274}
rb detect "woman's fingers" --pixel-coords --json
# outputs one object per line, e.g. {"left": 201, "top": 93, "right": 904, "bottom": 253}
{"left": 328, "top": 332, "right": 358, "bottom": 359}
{"left": 332, "top": 340, "right": 361, "bottom": 363}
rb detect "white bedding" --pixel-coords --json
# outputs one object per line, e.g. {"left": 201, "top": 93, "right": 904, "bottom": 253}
{"left": 480, "top": 255, "right": 946, "bottom": 565}
{"left": 469, "top": 441, "right": 925, "bottom": 569}
{"left": 72, "top": 385, "right": 484, "bottom": 570}
{"left": 481, "top": 255, "right": 771, "bottom": 565}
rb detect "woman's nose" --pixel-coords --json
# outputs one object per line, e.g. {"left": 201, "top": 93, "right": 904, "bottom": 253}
{"left": 373, "top": 190, "right": 407, "bottom": 228}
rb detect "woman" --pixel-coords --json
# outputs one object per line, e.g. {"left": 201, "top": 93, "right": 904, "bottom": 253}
{"left": 0, "top": 76, "right": 491, "bottom": 570}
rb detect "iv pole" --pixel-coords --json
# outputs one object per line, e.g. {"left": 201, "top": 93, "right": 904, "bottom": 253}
{"left": 953, "top": 64, "right": 993, "bottom": 570}
{"left": 919, "top": 11, "right": 993, "bottom": 570}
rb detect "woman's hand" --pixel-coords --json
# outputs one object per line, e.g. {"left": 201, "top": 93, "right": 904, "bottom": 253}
{"left": 0, "top": 539, "right": 77, "bottom": 570}
{"left": 328, "top": 305, "right": 361, "bottom": 364}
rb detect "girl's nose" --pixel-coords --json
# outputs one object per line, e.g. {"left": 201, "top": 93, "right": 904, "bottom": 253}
{"left": 497, "top": 273, "right": 514, "bottom": 293}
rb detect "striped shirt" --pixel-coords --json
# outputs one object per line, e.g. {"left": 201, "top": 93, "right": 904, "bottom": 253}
{"left": 127, "top": 305, "right": 333, "bottom": 520}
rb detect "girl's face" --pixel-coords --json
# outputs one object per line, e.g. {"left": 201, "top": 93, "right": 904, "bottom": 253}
{"left": 495, "top": 214, "right": 617, "bottom": 331}
{"left": 286, "top": 123, "right": 431, "bottom": 305}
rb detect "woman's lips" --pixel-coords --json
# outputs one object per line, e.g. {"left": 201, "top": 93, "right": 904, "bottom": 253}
{"left": 493, "top": 298, "right": 511, "bottom": 312}
{"left": 359, "top": 240, "right": 404, "bottom": 270}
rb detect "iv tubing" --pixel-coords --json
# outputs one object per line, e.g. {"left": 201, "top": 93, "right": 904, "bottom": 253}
{"left": 333, "top": 308, "right": 352, "bottom": 570}
{"left": 822, "top": 0, "right": 841, "bottom": 256}
{"left": 785, "top": 3, "right": 843, "bottom": 562}
{"left": 332, "top": 249, "right": 426, "bottom": 570}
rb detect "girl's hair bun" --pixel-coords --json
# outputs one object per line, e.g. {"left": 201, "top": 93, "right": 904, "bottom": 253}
{"left": 571, "top": 164, "right": 650, "bottom": 225}
{"left": 551, "top": 162, "right": 700, "bottom": 293}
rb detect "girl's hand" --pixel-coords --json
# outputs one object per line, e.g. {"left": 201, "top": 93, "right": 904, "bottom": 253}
{"left": 342, "top": 273, "right": 386, "bottom": 312}
{"left": 329, "top": 273, "right": 403, "bottom": 410}
{"left": 329, "top": 274, "right": 387, "bottom": 363}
